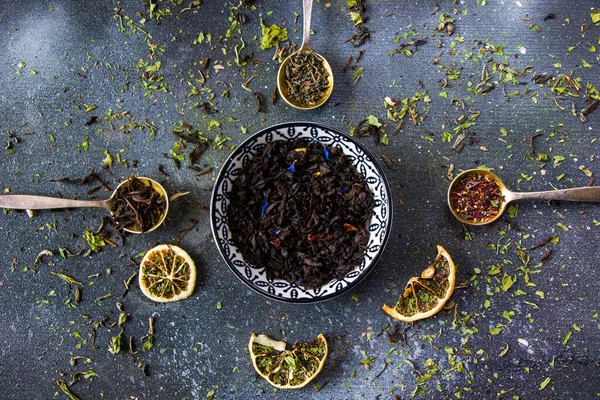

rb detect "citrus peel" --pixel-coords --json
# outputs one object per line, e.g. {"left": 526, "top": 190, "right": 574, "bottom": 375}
{"left": 248, "top": 333, "right": 327, "bottom": 389}
{"left": 139, "top": 244, "right": 196, "bottom": 302}
{"left": 383, "top": 245, "right": 456, "bottom": 322}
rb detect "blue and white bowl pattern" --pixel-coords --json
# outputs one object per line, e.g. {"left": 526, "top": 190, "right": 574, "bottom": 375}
{"left": 211, "top": 123, "right": 392, "bottom": 303}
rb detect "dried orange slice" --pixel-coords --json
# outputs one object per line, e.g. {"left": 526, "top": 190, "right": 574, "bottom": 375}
{"left": 382, "top": 245, "right": 456, "bottom": 322}
{"left": 139, "top": 244, "right": 196, "bottom": 302}
{"left": 248, "top": 333, "right": 328, "bottom": 389}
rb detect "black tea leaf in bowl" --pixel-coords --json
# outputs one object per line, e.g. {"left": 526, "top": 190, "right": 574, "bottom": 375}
{"left": 211, "top": 123, "right": 392, "bottom": 303}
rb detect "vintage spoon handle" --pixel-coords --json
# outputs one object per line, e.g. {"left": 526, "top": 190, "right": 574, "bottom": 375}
{"left": 301, "top": 0, "right": 312, "bottom": 49}
{"left": 0, "top": 195, "right": 110, "bottom": 210}
{"left": 510, "top": 186, "right": 600, "bottom": 202}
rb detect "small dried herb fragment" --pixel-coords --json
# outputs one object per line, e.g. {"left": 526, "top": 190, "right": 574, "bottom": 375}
{"left": 56, "top": 380, "right": 79, "bottom": 400}
{"left": 259, "top": 19, "right": 288, "bottom": 50}
{"left": 108, "top": 329, "right": 123, "bottom": 354}
{"left": 83, "top": 229, "right": 106, "bottom": 252}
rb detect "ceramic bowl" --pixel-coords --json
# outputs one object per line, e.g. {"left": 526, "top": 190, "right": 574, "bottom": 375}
{"left": 210, "top": 122, "right": 392, "bottom": 303}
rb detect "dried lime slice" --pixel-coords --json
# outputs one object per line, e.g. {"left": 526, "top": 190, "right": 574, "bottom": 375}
{"left": 382, "top": 245, "right": 456, "bottom": 322}
{"left": 248, "top": 333, "right": 328, "bottom": 389}
{"left": 139, "top": 244, "right": 196, "bottom": 302}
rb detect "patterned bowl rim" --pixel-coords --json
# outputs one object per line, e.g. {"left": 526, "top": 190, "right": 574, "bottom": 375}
{"left": 209, "top": 121, "right": 393, "bottom": 303}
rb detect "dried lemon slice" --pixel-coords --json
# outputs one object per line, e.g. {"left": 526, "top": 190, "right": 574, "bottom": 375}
{"left": 139, "top": 244, "right": 196, "bottom": 302}
{"left": 248, "top": 333, "right": 328, "bottom": 389}
{"left": 382, "top": 245, "right": 456, "bottom": 322}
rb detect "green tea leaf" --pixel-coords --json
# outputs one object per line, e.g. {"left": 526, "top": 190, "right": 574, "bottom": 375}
{"left": 56, "top": 380, "right": 79, "bottom": 400}
{"left": 579, "top": 165, "right": 593, "bottom": 177}
{"left": 539, "top": 377, "right": 551, "bottom": 390}
{"left": 490, "top": 324, "right": 504, "bottom": 335}
{"left": 360, "top": 356, "right": 377, "bottom": 365}
{"left": 118, "top": 312, "right": 129, "bottom": 328}
{"left": 102, "top": 149, "right": 113, "bottom": 167}
{"left": 260, "top": 19, "right": 288, "bottom": 50}
{"left": 349, "top": 11, "right": 363, "bottom": 26}
{"left": 380, "top": 133, "right": 389, "bottom": 146}
{"left": 83, "top": 229, "right": 106, "bottom": 252}
{"left": 50, "top": 271, "right": 82, "bottom": 286}
{"left": 83, "top": 369, "right": 99, "bottom": 381}
{"left": 501, "top": 274, "right": 515, "bottom": 292}
{"left": 108, "top": 330, "right": 123, "bottom": 354}
{"left": 142, "top": 335, "right": 154, "bottom": 351}
{"left": 562, "top": 330, "right": 572, "bottom": 345}
{"left": 366, "top": 115, "right": 382, "bottom": 127}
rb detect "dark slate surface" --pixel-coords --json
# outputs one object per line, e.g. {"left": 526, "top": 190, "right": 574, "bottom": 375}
{"left": 0, "top": 1, "right": 599, "bottom": 399}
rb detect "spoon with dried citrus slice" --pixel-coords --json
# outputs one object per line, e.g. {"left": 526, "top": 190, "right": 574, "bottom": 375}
{"left": 382, "top": 245, "right": 456, "bottom": 322}
{"left": 139, "top": 244, "right": 196, "bottom": 302}
{"left": 248, "top": 333, "right": 328, "bottom": 389}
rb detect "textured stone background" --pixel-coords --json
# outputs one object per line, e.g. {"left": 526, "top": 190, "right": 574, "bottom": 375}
{"left": 0, "top": 1, "right": 599, "bottom": 399}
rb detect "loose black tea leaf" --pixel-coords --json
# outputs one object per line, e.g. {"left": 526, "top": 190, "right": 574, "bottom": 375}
{"left": 111, "top": 176, "right": 167, "bottom": 233}
{"left": 189, "top": 141, "right": 209, "bottom": 165}
{"left": 253, "top": 92, "right": 264, "bottom": 113}
{"left": 532, "top": 74, "right": 554, "bottom": 85}
{"left": 227, "top": 140, "right": 374, "bottom": 289}
{"left": 85, "top": 116, "right": 98, "bottom": 126}
{"left": 284, "top": 50, "right": 330, "bottom": 107}
{"left": 346, "top": 25, "right": 372, "bottom": 47}
{"left": 235, "top": 12, "right": 247, "bottom": 24}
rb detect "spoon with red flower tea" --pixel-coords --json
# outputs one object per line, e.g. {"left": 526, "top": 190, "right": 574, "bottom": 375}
{"left": 0, "top": 176, "right": 168, "bottom": 234}
{"left": 448, "top": 169, "right": 600, "bottom": 226}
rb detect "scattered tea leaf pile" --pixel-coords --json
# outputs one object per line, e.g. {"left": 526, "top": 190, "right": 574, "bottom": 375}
{"left": 2, "top": 1, "right": 599, "bottom": 398}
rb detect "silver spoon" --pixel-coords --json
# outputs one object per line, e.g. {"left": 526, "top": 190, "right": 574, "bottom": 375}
{"left": 277, "top": 0, "right": 334, "bottom": 110}
{"left": 0, "top": 176, "right": 169, "bottom": 234}
{"left": 448, "top": 169, "right": 600, "bottom": 226}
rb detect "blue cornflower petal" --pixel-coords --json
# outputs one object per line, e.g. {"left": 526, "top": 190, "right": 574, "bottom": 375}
{"left": 287, "top": 162, "right": 296, "bottom": 173}
{"left": 260, "top": 201, "right": 268, "bottom": 217}
{"left": 323, "top": 146, "right": 330, "bottom": 160}
{"left": 339, "top": 188, "right": 349, "bottom": 193}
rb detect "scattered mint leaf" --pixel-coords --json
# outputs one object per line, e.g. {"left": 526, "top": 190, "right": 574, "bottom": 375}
{"left": 83, "top": 229, "right": 106, "bottom": 252}
{"left": 260, "top": 19, "right": 288, "bottom": 50}
{"left": 539, "top": 377, "right": 551, "bottom": 390}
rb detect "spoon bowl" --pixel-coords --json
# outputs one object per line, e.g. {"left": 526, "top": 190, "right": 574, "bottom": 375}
{"left": 447, "top": 169, "right": 508, "bottom": 226}
{"left": 276, "top": 0, "right": 334, "bottom": 110}
{"left": 448, "top": 168, "right": 600, "bottom": 226}
{"left": 0, "top": 176, "right": 169, "bottom": 234}
{"left": 110, "top": 177, "right": 169, "bottom": 234}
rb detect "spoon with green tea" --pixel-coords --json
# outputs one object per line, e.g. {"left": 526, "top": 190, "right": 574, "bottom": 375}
{"left": 448, "top": 169, "right": 600, "bottom": 226}
{"left": 0, "top": 176, "right": 169, "bottom": 233}
{"left": 277, "top": 0, "right": 334, "bottom": 110}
